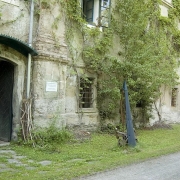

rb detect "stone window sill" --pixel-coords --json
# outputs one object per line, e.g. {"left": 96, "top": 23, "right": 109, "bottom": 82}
{"left": 77, "top": 108, "right": 97, "bottom": 113}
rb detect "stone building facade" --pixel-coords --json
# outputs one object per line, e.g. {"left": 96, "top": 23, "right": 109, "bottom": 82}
{"left": 0, "top": 0, "right": 180, "bottom": 142}
{"left": 0, "top": 0, "right": 99, "bottom": 141}
{"left": 149, "top": 0, "right": 180, "bottom": 125}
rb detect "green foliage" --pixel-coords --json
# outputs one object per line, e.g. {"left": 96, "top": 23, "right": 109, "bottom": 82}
{"left": 82, "top": 0, "right": 179, "bottom": 123}
{"left": 173, "top": 31, "right": 180, "bottom": 51}
{"left": 4, "top": 124, "right": 180, "bottom": 179}
{"left": 23, "top": 0, "right": 180, "bottom": 125}
{"left": 33, "top": 126, "right": 72, "bottom": 147}
{"left": 17, "top": 120, "right": 72, "bottom": 152}
{"left": 172, "top": 0, "right": 180, "bottom": 17}
{"left": 100, "top": 123, "right": 116, "bottom": 134}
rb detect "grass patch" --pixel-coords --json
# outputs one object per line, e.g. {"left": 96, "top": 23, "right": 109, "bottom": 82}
{"left": 1, "top": 124, "right": 180, "bottom": 180}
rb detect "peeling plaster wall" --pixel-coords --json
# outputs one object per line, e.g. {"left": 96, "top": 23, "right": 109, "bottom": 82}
{"left": 150, "top": 73, "right": 180, "bottom": 125}
{"left": 32, "top": 58, "right": 67, "bottom": 128}
{"left": 1, "top": 0, "right": 100, "bottom": 130}
{"left": 65, "top": 75, "right": 99, "bottom": 128}
{"left": 0, "top": 0, "right": 34, "bottom": 42}
{"left": 32, "top": 4, "right": 99, "bottom": 129}
{"left": 32, "top": 5, "right": 69, "bottom": 128}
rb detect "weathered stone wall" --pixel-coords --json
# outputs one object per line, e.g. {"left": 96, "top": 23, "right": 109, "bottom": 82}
{"left": 65, "top": 74, "right": 99, "bottom": 129}
{"left": 150, "top": 84, "right": 180, "bottom": 125}
{"left": 32, "top": 57, "right": 67, "bottom": 128}
{"left": 0, "top": 0, "right": 34, "bottom": 42}
{"left": 32, "top": 4, "right": 100, "bottom": 129}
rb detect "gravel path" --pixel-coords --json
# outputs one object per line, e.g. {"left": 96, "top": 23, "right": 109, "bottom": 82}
{"left": 0, "top": 147, "right": 52, "bottom": 172}
{"left": 80, "top": 152, "right": 180, "bottom": 180}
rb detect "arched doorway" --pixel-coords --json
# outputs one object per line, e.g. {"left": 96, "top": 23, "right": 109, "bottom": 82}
{"left": 0, "top": 60, "right": 14, "bottom": 142}
{"left": 0, "top": 35, "right": 38, "bottom": 141}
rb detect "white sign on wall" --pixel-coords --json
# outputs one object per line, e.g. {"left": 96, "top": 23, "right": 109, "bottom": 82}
{"left": 1, "top": 0, "right": 19, "bottom": 6}
{"left": 46, "top": 82, "right": 58, "bottom": 92}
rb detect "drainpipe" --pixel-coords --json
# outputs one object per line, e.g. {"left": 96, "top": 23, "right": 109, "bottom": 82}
{"left": 27, "top": 0, "right": 34, "bottom": 99}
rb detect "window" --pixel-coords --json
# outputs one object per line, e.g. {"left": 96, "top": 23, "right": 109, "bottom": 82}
{"left": 79, "top": 78, "right": 94, "bottom": 108}
{"left": 82, "top": 0, "right": 111, "bottom": 27}
{"left": 100, "top": 0, "right": 111, "bottom": 27}
{"left": 159, "top": 0, "right": 173, "bottom": 17}
{"left": 171, "top": 88, "right": 178, "bottom": 107}
{"left": 83, "top": 0, "right": 94, "bottom": 23}
{"left": 159, "top": 5, "right": 169, "bottom": 17}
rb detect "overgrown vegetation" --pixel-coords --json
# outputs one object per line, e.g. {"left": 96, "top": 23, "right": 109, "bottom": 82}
{"left": 17, "top": 120, "right": 72, "bottom": 152}
{"left": 1, "top": 124, "right": 180, "bottom": 180}
{"left": 60, "top": 0, "right": 180, "bottom": 126}
{"left": 3, "top": 0, "right": 179, "bottom": 131}
{"left": 17, "top": 0, "right": 179, "bottom": 129}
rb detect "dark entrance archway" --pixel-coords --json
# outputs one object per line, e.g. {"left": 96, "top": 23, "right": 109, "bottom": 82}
{"left": 0, "top": 60, "right": 14, "bottom": 142}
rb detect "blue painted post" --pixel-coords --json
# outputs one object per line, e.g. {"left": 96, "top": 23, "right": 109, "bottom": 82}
{"left": 123, "top": 81, "right": 136, "bottom": 147}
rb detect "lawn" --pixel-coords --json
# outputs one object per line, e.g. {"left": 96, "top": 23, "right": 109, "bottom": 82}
{"left": 1, "top": 124, "right": 180, "bottom": 180}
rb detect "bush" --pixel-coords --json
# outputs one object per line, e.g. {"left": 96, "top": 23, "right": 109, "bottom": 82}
{"left": 17, "top": 120, "right": 73, "bottom": 152}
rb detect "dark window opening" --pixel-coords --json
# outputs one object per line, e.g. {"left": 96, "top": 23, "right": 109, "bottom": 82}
{"left": 83, "top": 0, "right": 94, "bottom": 23}
{"left": 136, "top": 101, "right": 143, "bottom": 108}
{"left": 100, "top": 0, "right": 111, "bottom": 27}
{"left": 82, "top": 0, "right": 111, "bottom": 27}
{"left": 79, "top": 78, "right": 93, "bottom": 108}
{"left": 171, "top": 88, "right": 178, "bottom": 107}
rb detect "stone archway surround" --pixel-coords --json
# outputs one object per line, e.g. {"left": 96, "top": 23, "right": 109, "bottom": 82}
{"left": 0, "top": 45, "right": 26, "bottom": 141}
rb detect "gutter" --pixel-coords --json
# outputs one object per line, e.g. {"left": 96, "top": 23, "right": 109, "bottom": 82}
{"left": 27, "top": 0, "right": 34, "bottom": 98}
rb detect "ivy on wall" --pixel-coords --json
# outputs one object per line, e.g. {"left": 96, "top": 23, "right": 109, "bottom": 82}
{"left": 32, "top": 0, "right": 180, "bottom": 125}
{"left": 2, "top": 0, "right": 180, "bottom": 126}
{"left": 62, "top": 0, "right": 180, "bottom": 125}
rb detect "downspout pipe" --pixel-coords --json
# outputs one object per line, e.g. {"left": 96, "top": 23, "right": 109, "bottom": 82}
{"left": 27, "top": 0, "right": 34, "bottom": 99}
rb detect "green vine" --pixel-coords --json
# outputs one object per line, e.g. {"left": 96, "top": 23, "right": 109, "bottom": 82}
{"left": 3, "top": 0, "right": 180, "bottom": 126}
{"left": 57, "top": 0, "right": 180, "bottom": 125}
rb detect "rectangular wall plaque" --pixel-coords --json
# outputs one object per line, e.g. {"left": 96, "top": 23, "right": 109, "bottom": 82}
{"left": 46, "top": 82, "right": 58, "bottom": 92}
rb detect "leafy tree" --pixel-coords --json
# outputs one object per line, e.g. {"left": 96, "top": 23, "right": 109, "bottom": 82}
{"left": 42, "top": 0, "right": 179, "bottom": 126}
{"left": 83, "top": 0, "right": 179, "bottom": 125}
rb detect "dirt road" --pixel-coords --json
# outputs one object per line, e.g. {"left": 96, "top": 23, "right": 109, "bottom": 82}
{"left": 80, "top": 152, "right": 180, "bottom": 180}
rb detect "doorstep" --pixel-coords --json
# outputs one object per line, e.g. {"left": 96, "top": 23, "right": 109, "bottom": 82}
{"left": 0, "top": 141, "right": 10, "bottom": 147}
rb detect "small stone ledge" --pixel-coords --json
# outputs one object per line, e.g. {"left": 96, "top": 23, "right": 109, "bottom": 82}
{"left": 34, "top": 54, "right": 70, "bottom": 63}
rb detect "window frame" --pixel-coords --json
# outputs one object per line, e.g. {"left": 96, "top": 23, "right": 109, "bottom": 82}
{"left": 77, "top": 76, "right": 97, "bottom": 113}
{"left": 171, "top": 88, "right": 178, "bottom": 107}
{"left": 82, "top": 0, "right": 111, "bottom": 27}
{"left": 83, "top": 0, "right": 95, "bottom": 23}
{"left": 79, "top": 77, "right": 94, "bottom": 109}
{"left": 99, "top": 0, "right": 111, "bottom": 27}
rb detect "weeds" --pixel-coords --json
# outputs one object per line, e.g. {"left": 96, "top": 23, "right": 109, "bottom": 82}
{"left": 4, "top": 124, "right": 180, "bottom": 180}
{"left": 16, "top": 120, "right": 72, "bottom": 152}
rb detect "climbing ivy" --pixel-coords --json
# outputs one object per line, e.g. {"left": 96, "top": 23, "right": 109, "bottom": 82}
{"left": 107, "top": 0, "right": 179, "bottom": 124}
{"left": 10, "top": 0, "right": 180, "bottom": 126}
{"left": 57, "top": 0, "right": 180, "bottom": 125}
